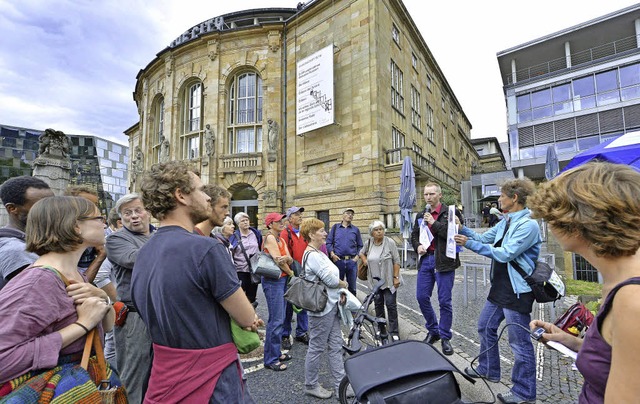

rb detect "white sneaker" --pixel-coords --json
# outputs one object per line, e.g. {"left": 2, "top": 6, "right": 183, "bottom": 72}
{"left": 305, "top": 385, "right": 333, "bottom": 399}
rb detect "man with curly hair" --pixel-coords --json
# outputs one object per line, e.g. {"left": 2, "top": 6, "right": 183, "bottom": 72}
{"left": 0, "top": 176, "right": 53, "bottom": 290}
{"left": 131, "top": 161, "right": 258, "bottom": 403}
{"left": 454, "top": 178, "right": 541, "bottom": 404}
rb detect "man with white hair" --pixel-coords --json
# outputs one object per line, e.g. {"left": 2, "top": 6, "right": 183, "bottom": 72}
{"left": 106, "top": 193, "right": 155, "bottom": 403}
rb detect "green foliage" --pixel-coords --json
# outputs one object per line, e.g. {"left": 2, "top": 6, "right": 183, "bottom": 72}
{"left": 440, "top": 187, "right": 458, "bottom": 207}
{"left": 564, "top": 278, "right": 602, "bottom": 296}
{"left": 584, "top": 299, "right": 602, "bottom": 315}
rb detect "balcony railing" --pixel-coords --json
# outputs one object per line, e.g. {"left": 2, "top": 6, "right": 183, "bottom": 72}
{"left": 385, "top": 147, "right": 459, "bottom": 190}
{"left": 506, "top": 35, "right": 640, "bottom": 85}
{"left": 218, "top": 153, "right": 263, "bottom": 176}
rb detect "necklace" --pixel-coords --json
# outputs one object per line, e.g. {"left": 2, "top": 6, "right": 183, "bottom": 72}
{"left": 307, "top": 245, "right": 320, "bottom": 252}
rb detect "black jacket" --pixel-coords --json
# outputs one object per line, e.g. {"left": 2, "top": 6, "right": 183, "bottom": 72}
{"left": 410, "top": 204, "right": 462, "bottom": 272}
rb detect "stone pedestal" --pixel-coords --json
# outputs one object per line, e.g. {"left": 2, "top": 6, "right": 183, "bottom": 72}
{"left": 32, "top": 157, "right": 71, "bottom": 196}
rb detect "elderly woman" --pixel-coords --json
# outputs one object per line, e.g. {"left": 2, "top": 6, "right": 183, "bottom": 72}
{"left": 262, "top": 212, "right": 295, "bottom": 371}
{"left": 528, "top": 162, "right": 640, "bottom": 403}
{"left": 229, "top": 212, "right": 262, "bottom": 306}
{"left": 213, "top": 216, "right": 235, "bottom": 260}
{"left": 454, "top": 178, "right": 540, "bottom": 404}
{"left": 358, "top": 220, "right": 402, "bottom": 340}
{"left": 0, "top": 196, "right": 118, "bottom": 400}
{"left": 300, "top": 218, "right": 349, "bottom": 399}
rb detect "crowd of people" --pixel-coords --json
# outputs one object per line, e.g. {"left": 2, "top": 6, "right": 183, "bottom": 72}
{"left": 1, "top": 160, "right": 639, "bottom": 403}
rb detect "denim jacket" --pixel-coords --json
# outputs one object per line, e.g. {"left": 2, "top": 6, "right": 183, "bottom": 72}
{"left": 460, "top": 208, "right": 541, "bottom": 296}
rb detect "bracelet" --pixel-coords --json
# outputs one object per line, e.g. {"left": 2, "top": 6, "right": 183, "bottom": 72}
{"left": 73, "top": 322, "right": 90, "bottom": 335}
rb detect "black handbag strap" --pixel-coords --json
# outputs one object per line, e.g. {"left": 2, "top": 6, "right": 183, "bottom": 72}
{"left": 236, "top": 232, "right": 252, "bottom": 266}
{"left": 510, "top": 258, "right": 531, "bottom": 282}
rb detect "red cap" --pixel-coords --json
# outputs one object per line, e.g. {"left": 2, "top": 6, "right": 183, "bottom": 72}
{"left": 264, "top": 212, "right": 286, "bottom": 227}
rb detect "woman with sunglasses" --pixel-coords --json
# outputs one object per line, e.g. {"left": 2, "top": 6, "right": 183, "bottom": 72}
{"left": 0, "top": 196, "right": 119, "bottom": 401}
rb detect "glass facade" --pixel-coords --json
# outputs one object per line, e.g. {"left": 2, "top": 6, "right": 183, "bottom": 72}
{"left": 516, "top": 61, "right": 640, "bottom": 124}
{"left": 0, "top": 124, "right": 128, "bottom": 214}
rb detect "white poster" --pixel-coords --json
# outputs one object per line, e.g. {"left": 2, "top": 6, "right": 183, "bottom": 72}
{"left": 446, "top": 205, "right": 457, "bottom": 259}
{"left": 296, "top": 45, "right": 335, "bottom": 135}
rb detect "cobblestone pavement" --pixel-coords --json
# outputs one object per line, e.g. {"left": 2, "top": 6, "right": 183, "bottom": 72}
{"left": 244, "top": 260, "right": 584, "bottom": 403}
{"left": 397, "top": 265, "right": 583, "bottom": 404}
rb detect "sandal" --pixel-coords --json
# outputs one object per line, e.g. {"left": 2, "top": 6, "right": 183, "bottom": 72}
{"left": 265, "top": 362, "right": 287, "bottom": 371}
{"left": 279, "top": 353, "right": 292, "bottom": 362}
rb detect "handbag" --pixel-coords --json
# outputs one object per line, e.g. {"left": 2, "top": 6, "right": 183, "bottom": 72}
{"left": 357, "top": 239, "right": 371, "bottom": 281}
{"left": 236, "top": 235, "right": 261, "bottom": 284}
{"left": 250, "top": 252, "right": 282, "bottom": 280}
{"left": 284, "top": 251, "right": 328, "bottom": 312}
{"left": 230, "top": 318, "right": 261, "bottom": 354}
{"left": 81, "top": 328, "right": 128, "bottom": 403}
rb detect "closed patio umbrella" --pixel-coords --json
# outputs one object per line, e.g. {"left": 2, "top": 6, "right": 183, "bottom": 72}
{"left": 399, "top": 156, "right": 416, "bottom": 265}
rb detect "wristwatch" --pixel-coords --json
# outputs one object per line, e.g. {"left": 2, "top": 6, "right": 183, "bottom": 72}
{"left": 104, "top": 296, "right": 112, "bottom": 305}
{"left": 393, "top": 276, "right": 399, "bottom": 279}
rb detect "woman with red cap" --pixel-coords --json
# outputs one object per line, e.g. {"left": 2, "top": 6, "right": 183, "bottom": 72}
{"left": 262, "top": 212, "right": 296, "bottom": 371}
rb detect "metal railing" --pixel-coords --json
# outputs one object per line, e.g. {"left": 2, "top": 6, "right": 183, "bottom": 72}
{"left": 506, "top": 35, "right": 640, "bottom": 85}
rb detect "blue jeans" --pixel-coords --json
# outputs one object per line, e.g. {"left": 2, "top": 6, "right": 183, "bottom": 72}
{"left": 262, "top": 275, "right": 287, "bottom": 366}
{"left": 476, "top": 300, "right": 536, "bottom": 401}
{"left": 416, "top": 254, "right": 455, "bottom": 340}
{"left": 335, "top": 259, "right": 357, "bottom": 295}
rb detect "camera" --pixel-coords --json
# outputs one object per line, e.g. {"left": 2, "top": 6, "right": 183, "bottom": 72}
{"left": 531, "top": 327, "right": 546, "bottom": 341}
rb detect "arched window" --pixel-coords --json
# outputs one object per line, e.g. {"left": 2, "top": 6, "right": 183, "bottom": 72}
{"left": 181, "top": 81, "right": 203, "bottom": 159}
{"left": 152, "top": 97, "right": 164, "bottom": 163}
{"left": 228, "top": 72, "right": 263, "bottom": 153}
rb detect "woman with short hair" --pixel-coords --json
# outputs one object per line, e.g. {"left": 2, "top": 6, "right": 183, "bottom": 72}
{"left": 0, "top": 196, "right": 119, "bottom": 400}
{"left": 529, "top": 162, "right": 640, "bottom": 403}
{"left": 229, "top": 212, "right": 262, "bottom": 305}
{"left": 454, "top": 178, "right": 541, "bottom": 404}
{"left": 261, "top": 212, "right": 295, "bottom": 372}
{"left": 301, "top": 218, "right": 349, "bottom": 399}
{"left": 358, "top": 220, "right": 402, "bottom": 340}
{"left": 213, "top": 216, "right": 235, "bottom": 261}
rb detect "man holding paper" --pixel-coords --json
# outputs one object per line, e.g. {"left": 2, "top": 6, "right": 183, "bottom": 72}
{"left": 410, "top": 182, "right": 461, "bottom": 356}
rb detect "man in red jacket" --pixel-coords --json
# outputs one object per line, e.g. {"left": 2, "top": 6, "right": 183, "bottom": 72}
{"left": 280, "top": 206, "right": 309, "bottom": 349}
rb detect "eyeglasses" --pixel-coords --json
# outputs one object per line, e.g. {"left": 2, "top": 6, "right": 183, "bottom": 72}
{"left": 121, "top": 208, "right": 145, "bottom": 218}
{"left": 80, "top": 215, "right": 106, "bottom": 222}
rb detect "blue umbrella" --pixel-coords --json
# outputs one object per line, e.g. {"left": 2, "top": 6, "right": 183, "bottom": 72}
{"left": 545, "top": 145, "right": 559, "bottom": 180}
{"left": 398, "top": 156, "right": 416, "bottom": 239}
{"left": 563, "top": 130, "right": 640, "bottom": 172}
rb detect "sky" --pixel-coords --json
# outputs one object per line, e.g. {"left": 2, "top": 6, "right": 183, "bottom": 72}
{"left": 0, "top": 0, "right": 637, "bottom": 147}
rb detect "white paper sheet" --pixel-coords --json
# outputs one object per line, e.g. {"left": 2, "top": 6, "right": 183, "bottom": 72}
{"left": 446, "top": 205, "right": 457, "bottom": 259}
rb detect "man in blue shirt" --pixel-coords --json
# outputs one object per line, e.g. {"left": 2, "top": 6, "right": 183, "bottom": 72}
{"left": 326, "top": 208, "right": 363, "bottom": 295}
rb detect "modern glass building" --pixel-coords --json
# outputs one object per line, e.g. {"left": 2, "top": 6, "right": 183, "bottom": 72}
{"left": 0, "top": 124, "right": 129, "bottom": 214}
{"left": 497, "top": 4, "right": 640, "bottom": 180}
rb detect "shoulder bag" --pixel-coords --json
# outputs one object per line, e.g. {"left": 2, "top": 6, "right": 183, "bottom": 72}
{"left": 357, "top": 239, "right": 371, "bottom": 281}
{"left": 249, "top": 252, "right": 282, "bottom": 280}
{"left": 82, "top": 328, "right": 129, "bottom": 403}
{"left": 284, "top": 251, "right": 328, "bottom": 312}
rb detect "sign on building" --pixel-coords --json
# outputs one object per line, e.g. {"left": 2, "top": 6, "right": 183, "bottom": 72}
{"left": 296, "top": 45, "right": 335, "bottom": 135}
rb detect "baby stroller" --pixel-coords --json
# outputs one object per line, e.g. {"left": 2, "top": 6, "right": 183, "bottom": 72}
{"left": 340, "top": 340, "right": 475, "bottom": 403}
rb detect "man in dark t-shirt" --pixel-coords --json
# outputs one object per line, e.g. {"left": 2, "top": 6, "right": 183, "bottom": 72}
{"left": 131, "top": 161, "right": 259, "bottom": 403}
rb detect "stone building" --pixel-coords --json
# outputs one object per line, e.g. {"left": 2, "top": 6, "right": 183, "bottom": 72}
{"left": 127, "top": 1, "right": 479, "bottom": 229}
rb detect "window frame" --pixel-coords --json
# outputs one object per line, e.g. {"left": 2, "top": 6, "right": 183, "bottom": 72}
{"left": 227, "top": 71, "right": 264, "bottom": 154}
